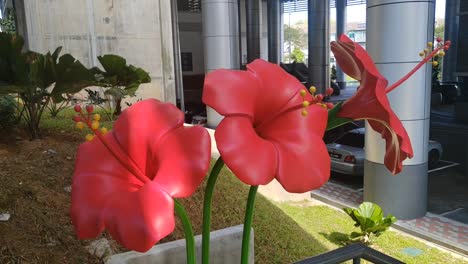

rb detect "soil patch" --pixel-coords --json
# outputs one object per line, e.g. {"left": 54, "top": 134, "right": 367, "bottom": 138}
{"left": 0, "top": 131, "right": 109, "bottom": 263}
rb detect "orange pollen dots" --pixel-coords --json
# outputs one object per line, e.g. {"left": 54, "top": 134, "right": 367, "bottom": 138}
{"left": 419, "top": 39, "right": 451, "bottom": 69}
{"left": 72, "top": 104, "right": 108, "bottom": 141}
{"left": 299, "top": 87, "right": 335, "bottom": 117}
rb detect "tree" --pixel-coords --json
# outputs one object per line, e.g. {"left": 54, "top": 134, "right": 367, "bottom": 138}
{"left": 435, "top": 23, "right": 444, "bottom": 40}
{"left": 288, "top": 47, "right": 305, "bottom": 63}
{"left": 284, "top": 24, "right": 307, "bottom": 52}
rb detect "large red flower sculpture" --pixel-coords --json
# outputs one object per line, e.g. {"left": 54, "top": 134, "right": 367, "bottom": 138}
{"left": 203, "top": 59, "right": 330, "bottom": 193}
{"left": 331, "top": 34, "right": 413, "bottom": 174}
{"left": 71, "top": 99, "right": 211, "bottom": 252}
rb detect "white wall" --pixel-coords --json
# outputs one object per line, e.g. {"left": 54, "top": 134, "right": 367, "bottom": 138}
{"left": 21, "top": 0, "right": 176, "bottom": 104}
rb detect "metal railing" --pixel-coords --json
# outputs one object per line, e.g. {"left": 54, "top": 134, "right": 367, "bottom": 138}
{"left": 294, "top": 243, "right": 405, "bottom": 264}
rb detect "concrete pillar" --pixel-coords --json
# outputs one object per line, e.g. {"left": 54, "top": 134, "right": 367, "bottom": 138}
{"left": 171, "top": 0, "right": 185, "bottom": 112}
{"left": 365, "top": 0, "right": 435, "bottom": 219}
{"left": 442, "top": 0, "right": 460, "bottom": 82}
{"left": 246, "top": 0, "right": 261, "bottom": 62}
{"left": 307, "top": 0, "right": 330, "bottom": 94}
{"left": 202, "top": 0, "right": 240, "bottom": 128}
{"left": 267, "top": 0, "right": 281, "bottom": 63}
{"left": 335, "top": 0, "right": 346, "bottom": 89}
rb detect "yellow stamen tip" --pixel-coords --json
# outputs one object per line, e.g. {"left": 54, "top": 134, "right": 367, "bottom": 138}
{"left": 91, "top": 121, "right": 100, "bottom": 130}
{"left": 423, "top": 48, "right": 429, "bottom": 53}
{"left": 439, "top": 51, "right": 445, "bottom": 57}
{"left": 309, "top": 86, "right": 316, "bottom": 94}
{"left": 427, "top": 42, "right": 433, "bottom": 47}
{"left": 301, "top": 109, "right": 308, "bottom": 116}
{"left": 85, "top": 134, "right": 94, "bottom": 141}
{"left": 299, "top": 89, "right": 307, "bottom": 97}
{"left": 302, "top": 101, "right": 310, "bottom": 107}
{"left": 432, "top": 61, "right": 439, "bottom": 67}
{"left": 418, "top": 52, "right": 425, "bottom": 57}
{"left": 101, "top": 127, "right": 108, "bottom": 135}
{"left": 93, "top": 114, "right": 101, "bottom": 121}
{"left": 75, "top": 122, "right": 84, "bottom": 130}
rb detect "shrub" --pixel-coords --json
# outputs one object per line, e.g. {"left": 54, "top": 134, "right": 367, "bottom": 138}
{"left": 343, "top": 202, "right": 397, "bottom": 244}
{"left": 0, "top": 95, "right": 17, "bottom": 131}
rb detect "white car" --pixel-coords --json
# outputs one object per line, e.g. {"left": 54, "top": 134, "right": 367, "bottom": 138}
{"left": 326, "top": 128, "right": 443, "bottom": 176}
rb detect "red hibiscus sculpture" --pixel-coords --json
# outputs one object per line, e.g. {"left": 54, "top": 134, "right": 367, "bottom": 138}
{"left": 330, "top": 34, "right": 413, "bottom": 174}
{"left": 203, "top": 59, "right": 330, "bottom": 193}
{"left": 71, "top": 99, "right": 211, "bottom": 252}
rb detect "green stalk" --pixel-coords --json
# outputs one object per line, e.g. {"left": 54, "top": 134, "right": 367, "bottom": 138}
{"left": 202, "top": 157, "right": 224, "bottom": 264}
{"left": 241, "top": 185, "right": 258, "bottom": 264}
{"left": 174, "top": 200, "right": 196, "bottom": 264}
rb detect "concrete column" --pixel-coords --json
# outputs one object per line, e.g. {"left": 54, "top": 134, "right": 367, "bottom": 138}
{"left": 442, "top": 0, "right": 460, "bottom": 82}
{"left": 171, "top": 0, "right": 185, "bottom": 112}
{"left": 335, "top": 0, "right": 346, "bottom": 89}
{"left": 267, "top": 0, "right": 281, "bottom": 63}
{"left": 307, "top": 0, "right": 330, "bottom": 94}
{"left": 202, "top": 0, "right": 240, "bottom": 127}
{"left": 246, "top": 0, "right": 261, "bottom": 62}
{"left": 365, "top": 0, "right": 435, "bottom": 219}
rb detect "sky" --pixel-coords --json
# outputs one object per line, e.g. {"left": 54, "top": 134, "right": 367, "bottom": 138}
{"left": 287, "top": 0, "right": 446, "bottom": 24}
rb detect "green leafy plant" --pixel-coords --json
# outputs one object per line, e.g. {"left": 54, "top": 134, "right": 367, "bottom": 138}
{"left": 343, "top": 202, "right": 397, "bottom": 244}
{"left": 85, "top": 88, "right": 114, "bottom": 121}
{"left": 0, "top": 95, "right": 17, "bottom": 131}
{"left": 0, "top": 8, "right": 16, "bottom": 34}
{"left": 288, "top": 47, "right": 305, "bottom": 63}
{"left": 0, "top": 33, "right": 95, "bottom": 138}
{"left": 93, "top": 54, "right": 150, "bottom": 116}
{"left": 331, "top": 64, "right": 337, "bottom": 80}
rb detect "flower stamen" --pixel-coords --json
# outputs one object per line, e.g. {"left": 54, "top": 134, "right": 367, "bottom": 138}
{"left": 72, "top": 105, "right": 149, "bottom": 184}
{"left": 386, "top": 39, "right": 451, "bottom": 93}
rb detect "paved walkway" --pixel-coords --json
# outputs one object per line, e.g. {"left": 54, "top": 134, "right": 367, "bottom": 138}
{"left": 311, "top": 182, "right": 468, "bottom": 256}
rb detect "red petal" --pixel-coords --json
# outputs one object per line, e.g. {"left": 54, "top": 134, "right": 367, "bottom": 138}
{"left": 71, "top": 135, "right": 144, "bottom": 239}
{"left": 103, "top": 181, "right": 175, "bottom": 252}
{"left": 335, "top": 34, "right": 385, "bottom": 80}
{"left": 202, "top": 69, "right": 259, "bottom": 119}
{"left": 338, "top": 71, "right": 413, "bottom": 174}
{"left": 247, "top": 59, "right": 307, "bottom": 123}
{"left": 112, "top": 99, "right": 184, "bottom": 178}
{"left": 215, "top": 116, "right": 278, "bottom": 186}
{"left": 153, "top": 126, "right": 211, "bottom": 198}
{"left": 257, "top": 105, "right": 330, "bottom": 193}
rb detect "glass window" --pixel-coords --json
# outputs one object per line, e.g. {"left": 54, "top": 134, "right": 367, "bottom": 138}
{"left": 335, "top": 132, "right": 365, "bottom": 148}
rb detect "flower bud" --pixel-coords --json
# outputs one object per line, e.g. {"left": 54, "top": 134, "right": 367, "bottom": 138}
{"left": 72, "top": 115, "right": 81, "bottom": 122}
{"left": 74, "top": 105, "right": 82, "bottom": 113}
{"left": 93, "top": 114, "right": 101, "bottom": 121}
{"left": 86, "top": 105, "right": 94, "bottom": 113}
{"left": 75, "top": 122, "right": 84, "bottom": 130}
{"left": 85, "top": 134, "right": 94, "bottom": 141}
{"left": 91, "top": 121, "right": 100, "bottom": 130}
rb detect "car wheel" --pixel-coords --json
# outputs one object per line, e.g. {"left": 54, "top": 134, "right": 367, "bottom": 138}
{"left": 428, "top": 150, "right": 440, "bottom": 169}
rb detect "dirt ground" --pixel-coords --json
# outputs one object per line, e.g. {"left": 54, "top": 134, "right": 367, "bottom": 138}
{"left": 0, "top": 130, "right": 113, "bottom": 263}
{"left": 0, "top": 129, "right": 235, "bottom": 263}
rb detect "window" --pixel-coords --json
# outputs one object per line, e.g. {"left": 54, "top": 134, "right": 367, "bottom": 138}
{"left": 335, "top": 132, "right": 365, "bottom": 148}
{"left": 177, "top": 0, "right": 201, "bottom": 12}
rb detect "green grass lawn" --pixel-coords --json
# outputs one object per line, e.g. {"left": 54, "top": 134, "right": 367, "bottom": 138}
{"left": 277, "top": 203, "right": 468, "bottom": 264}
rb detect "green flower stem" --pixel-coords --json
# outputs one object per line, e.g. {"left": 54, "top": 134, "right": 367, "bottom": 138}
{"left": 202, "top": 157, "right": 225, "bottom": 264}
{"left": 174, "top": 200, "right": 196, "bottom": 264}
{"left": 241, "top": 185, "right": 258, "bottom": 264}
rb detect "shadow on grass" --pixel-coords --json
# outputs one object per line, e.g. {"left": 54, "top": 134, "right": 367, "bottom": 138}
{"left": 168, "top": 159, "right": 331, "bottom": 264}
{"left": 319, "top": 231, "right": 351, "bottom": 246}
